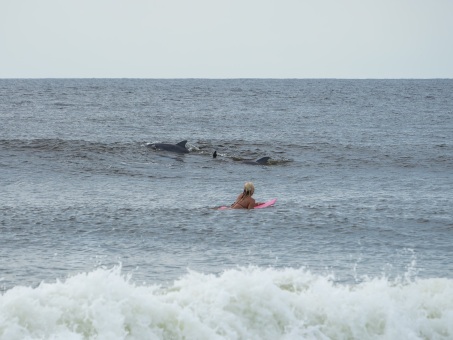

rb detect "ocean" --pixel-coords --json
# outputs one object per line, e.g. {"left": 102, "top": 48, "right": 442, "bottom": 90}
{"left": 1, "top": 79, "right": 452, "bottom": 339}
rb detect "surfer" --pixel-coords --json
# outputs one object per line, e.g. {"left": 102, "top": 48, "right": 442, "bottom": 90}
{"left": 231, "top": 182, "right": 263, "bottom": 209}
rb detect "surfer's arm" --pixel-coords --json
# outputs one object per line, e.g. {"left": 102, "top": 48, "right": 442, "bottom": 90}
{"left": 248, "top": 199, "right": 261, "bottom": 209}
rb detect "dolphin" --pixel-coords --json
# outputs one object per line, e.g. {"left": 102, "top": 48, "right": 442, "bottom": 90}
{"left": 212, "top": 151, "right": 270, "bottom": 165}
{"left": 149, "top": 140, "right": 189, "bottom": 154}
{"left": 242, "top": 157, "right": 271, "bottom": 165}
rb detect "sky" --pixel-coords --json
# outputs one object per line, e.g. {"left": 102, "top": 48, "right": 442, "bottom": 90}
{"left": 1, "top": 0, "right": 452, "bottom": 78}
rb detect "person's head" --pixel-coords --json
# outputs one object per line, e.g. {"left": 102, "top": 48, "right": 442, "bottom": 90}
{"left": 243, "top": 182, "right": 255, "bottom": 196}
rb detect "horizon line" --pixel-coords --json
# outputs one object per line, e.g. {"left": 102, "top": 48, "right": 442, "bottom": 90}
{"left": 1, "top": 77, "right": 452, "bottom": 80}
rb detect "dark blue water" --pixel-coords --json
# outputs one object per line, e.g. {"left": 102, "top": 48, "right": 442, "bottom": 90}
{"left": 1, "top": 79, "right": 452, "bottom": 339}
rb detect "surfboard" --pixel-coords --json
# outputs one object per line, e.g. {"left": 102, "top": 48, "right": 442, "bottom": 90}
{"left": 218, "top": 198, "right": 277, "bottom": 210}
{"left": 254, "top": 198, "right": 277, "bottom": 209}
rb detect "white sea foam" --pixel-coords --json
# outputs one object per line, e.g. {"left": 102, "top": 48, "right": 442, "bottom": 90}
{"left": 1, "top": 266, "right": 452, "bottom": 340}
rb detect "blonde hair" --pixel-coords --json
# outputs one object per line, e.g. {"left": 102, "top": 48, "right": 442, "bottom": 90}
{"left": 243, "top": 182, "right": 255, "bottom": 196}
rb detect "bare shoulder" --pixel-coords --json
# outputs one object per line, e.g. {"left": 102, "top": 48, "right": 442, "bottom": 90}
{"left": 247, "top": 197, "right": 256, "bottom": 209}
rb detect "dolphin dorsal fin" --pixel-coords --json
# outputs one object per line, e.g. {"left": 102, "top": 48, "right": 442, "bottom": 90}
{"left": 256, "top": 157, "right": 270, "bottom": 164}
{"left": 176, "top": 140, "right": 188, "bottom": 147}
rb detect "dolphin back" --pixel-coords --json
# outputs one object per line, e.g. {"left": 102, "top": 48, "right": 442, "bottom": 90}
{"left": 241, "top": 156, "right": 270, "bottom": 165}
{"left": 150, "top": 140, "right": 189, "bottom": 153}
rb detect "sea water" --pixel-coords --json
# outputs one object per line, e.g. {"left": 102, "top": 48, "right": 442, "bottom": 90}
{"left": 1, "top": 79, "right": 452, "bottom": 339}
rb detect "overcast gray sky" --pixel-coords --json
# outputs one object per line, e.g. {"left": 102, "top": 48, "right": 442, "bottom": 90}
{"left": 1, "top": 0, "right": 452, "bottom": 78}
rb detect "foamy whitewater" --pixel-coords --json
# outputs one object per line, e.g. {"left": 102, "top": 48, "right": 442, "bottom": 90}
{"left": 2, "top": 266, "right": 453, "bottom": 339}
{"left": 1, "top": 79, "right": 453, "bottom": 339}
